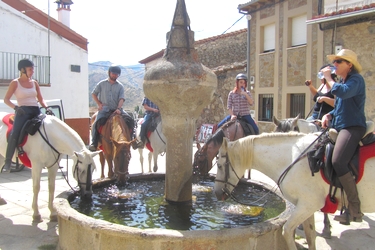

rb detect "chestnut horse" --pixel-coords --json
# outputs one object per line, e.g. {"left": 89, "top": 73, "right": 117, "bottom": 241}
{"left": 193, "top": 119, "right": 255, "bottom": 175}
{"left": 91, "top": 112, "right": 135, "bottom": 182}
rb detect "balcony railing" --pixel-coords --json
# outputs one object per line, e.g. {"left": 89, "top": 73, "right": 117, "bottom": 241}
{"left": 0, "top": 52, "right": 50, "bottom": 86}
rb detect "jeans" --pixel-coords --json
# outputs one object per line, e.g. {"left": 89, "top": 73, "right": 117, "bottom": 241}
{"left": 218, "top": 114, "right": 259, "bottom": 135}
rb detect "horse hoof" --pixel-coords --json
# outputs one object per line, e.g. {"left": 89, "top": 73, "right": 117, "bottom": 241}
{"left": 32, "top": 215, "right": 43, "bottom": 223}
{"left": 50, "top": 215, "right": 58, "bottom": 222}
{"left": 153, "top": 166, "right": 158, "bottom": 173}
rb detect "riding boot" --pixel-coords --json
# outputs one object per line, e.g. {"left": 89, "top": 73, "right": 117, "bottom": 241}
{"left": 333, "top": 172, "right": 363, "bottom": 225}
{"left": 1, "top": 138, "right": 18, "bottom": 173}
{"left": 89, "top": 133, "right": 99, "bottom": 152}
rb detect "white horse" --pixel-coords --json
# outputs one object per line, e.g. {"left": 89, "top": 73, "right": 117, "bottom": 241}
{"left": 214, "top": 133, "right": 375, "bottom": 250}
{"left": 136, "top": 118, "right": 166, "bottom": 173}
{"left": 0, "top": 112, "right": 100, "bottom": 223}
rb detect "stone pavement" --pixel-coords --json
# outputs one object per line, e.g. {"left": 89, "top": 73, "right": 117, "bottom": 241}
{"left": 1, "top": 145, "right": 375, "bottom": 250}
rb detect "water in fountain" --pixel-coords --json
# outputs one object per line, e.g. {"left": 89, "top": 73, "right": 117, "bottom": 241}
{"left": 70, "top": 177, "right": 285, "bottom": 231}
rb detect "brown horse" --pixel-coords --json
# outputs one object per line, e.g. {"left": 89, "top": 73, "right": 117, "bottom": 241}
{"left": 91, "top": 112, "right": 135, "bottom": 182}
{"left": 193, "top": 119, "right": 255, "bottom": 175}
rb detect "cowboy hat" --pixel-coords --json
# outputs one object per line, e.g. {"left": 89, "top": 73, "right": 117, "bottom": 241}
{"left": 327, "top": 49, "right": 362, "bottom": 73}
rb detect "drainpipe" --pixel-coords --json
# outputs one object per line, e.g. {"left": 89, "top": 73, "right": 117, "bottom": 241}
{"left": 246, "top": 14, "right": 252, "bottom": 82}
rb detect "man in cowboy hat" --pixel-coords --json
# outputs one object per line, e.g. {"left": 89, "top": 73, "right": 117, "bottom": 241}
{"left": 321, "top": 49, "right": 366, "bottom": 225}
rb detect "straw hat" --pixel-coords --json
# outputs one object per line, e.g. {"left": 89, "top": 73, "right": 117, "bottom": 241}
{"left": 327, "top": 49, "right": 362, "bottom": 73}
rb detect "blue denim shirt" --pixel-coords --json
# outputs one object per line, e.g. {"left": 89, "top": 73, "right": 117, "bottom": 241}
{"left": 329, "top": 72, "right": 366, "bottom": 131}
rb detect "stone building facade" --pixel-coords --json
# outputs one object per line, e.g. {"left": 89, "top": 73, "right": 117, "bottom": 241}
{"left": 140, "top": 0, "right": 375, "bottom": 133}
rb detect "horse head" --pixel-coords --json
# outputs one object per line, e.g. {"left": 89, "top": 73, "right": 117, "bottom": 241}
{"left": 73, "top": 150, "right": 100, "bottom": 200}
{"left": 112, "top": 139, "right": 136, "bottom": 183}
{"left": 193, "top": 143, "right": 211, "bottom": 176}
{"left": 214, "top": 138, "right": 240, "bottom": 201}
{"left": 273, "top": 114, "right": 300, "bottom": 132}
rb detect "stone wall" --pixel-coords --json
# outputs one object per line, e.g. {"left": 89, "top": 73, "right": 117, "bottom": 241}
{"left": 323, "top": 21, "right": 375, "bottom": 122}
{"left": 194, "top": 30, "right": 249, "bottom": 129}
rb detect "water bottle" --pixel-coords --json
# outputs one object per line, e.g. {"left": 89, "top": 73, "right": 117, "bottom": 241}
{"left": 317, "top": 67, "right": 336, "bottom": 79}
{"left": 241, "top": 87, "right": 246, "bottom": 99}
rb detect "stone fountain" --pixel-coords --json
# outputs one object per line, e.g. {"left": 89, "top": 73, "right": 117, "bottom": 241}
{"left": 54, "top": 1, "right": 290, "bottom": 249}
{"left": 142, "top": 0, "right": 217, "bottom": 203}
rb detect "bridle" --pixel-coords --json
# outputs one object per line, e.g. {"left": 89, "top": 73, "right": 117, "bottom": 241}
{"left": 72, "top": 159, "right": 93, "bottom": 193}
{"left": 214, "top": 152, "right": 270, "bottom": 207}
{"left": 214, "top": 152, "right": 242, "bottom": 198}
{"left": 193, "top": 147, "right": 210, "bottom": 175}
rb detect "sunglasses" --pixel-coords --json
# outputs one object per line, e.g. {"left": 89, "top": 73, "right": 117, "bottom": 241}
{"left": 332, "top": 59, "right": 349, "bottom": 64}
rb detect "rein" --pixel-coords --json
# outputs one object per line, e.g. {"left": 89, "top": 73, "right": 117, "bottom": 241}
{"left": 38, "top": 122, "right": 61, "bottom": 169}
{"left": 276, "top": 128, "right": 328, "bottom": 191}
{"left": 38, "top": 120, "right": 90, "bottom": 194}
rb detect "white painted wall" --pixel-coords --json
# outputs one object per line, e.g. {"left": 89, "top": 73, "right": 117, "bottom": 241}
{"left": 0, "top": 1, "right": 88, "bottom": 119}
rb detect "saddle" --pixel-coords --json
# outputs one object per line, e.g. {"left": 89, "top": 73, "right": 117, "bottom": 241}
{"left": 2, "top": 113, "right": 46, "bottom": 167}
{"left": 307, "top": 121, "right": 375, "bottom": 189}
{"left": 237, "top": 117, "right": 256, "bottom": 136}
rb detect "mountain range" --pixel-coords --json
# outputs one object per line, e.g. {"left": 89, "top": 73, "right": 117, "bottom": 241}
{"left": 88, "top": 61, "right": 145, "bottom": 112}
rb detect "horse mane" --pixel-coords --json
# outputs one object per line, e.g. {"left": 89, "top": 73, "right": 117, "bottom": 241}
{"left": 203, "top": 120, "right": 237, "bottom": 147}
{"left": 111, "top": 115, "right": 130, "bottom": 142}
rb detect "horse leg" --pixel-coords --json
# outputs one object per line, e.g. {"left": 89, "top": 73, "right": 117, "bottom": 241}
{"left": 282, "top": 204, "right": 317, "bottom": 250}
{"left": 148, "top": 151, "right": 153, "bottom": 173}
{"left": 301, "top": 214, "right": 317, "bottom": 250}
{"left": 31, "top": 167, "right": 43, "bottom": 223}
{"left": 99, "top": 151, "right": 105, "bottom": 178}
{"left": 138, "top": 148, "right": 144, "bottom": 173}
{"left": 322, "top": 213, "right": 332, "bottom": 239}
{"left": 47, "top": 165, "right": 59, "bottom": 222}
{"left": 153, "top": 152, "right": 158, "bottom": 173}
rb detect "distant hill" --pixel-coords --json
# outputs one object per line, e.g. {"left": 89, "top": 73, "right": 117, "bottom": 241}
{"left": 88, "top": 61, "right": 145, "bottom": 112}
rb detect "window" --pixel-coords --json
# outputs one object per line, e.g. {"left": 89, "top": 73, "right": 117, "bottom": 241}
{"left": 263, "top": 23, "right": 275, "bottom": 52}
{"left": 290, "top": 93, "right": 305, "bottom": 118}
{"left": 291, "top": 14, "right": 307, "bottom": 47}
{"left": 258, "top": 94, "right": 273, "bottom": 121}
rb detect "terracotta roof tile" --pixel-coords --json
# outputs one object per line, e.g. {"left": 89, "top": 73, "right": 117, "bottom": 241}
{"left": 312, "top": 3, "right": 375, "bottom": 19}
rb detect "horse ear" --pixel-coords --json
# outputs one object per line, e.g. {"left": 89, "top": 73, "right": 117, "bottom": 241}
{"left": 292, "top": 115, "right": 299, "bottom": 127}
{"left": 296, "top": 113, "right": 301, "bottom": 119}
{"left": 273, "top": 116, "right": 280, "bottom": 126}
{"left": 197, "top": 143, "right": 201, "bottom": 150}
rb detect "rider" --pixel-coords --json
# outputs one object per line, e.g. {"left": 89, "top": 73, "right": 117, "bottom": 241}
{"left": 217, "top": 73, "right": 259, "bottom": 134}
{"left": 135, "top": 97, "right": 159, "bottom": 149}
{"left": 305, "top": 64, "right": 337, "bottom": 122}
{"left": 1, "top": 59, "right": 51, "bottom": 173}
{"left": 89, "top": 65, "right": 135, "bottom": 151}
{"left": 321, "top": 49, "right": 366, "bottom": 225}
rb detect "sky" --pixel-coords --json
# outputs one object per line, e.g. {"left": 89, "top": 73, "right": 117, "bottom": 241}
{"left": 26, "top": 0, "right": 248, "bottom": 66}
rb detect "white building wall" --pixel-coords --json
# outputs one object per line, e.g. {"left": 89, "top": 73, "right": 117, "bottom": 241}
{"left": 0, "top": 1, "right": 88, "bottom": 120}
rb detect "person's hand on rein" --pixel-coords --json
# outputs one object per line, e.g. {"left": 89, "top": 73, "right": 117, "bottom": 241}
{"left": 321, "top": 113, "right": 332, "bottom": 128}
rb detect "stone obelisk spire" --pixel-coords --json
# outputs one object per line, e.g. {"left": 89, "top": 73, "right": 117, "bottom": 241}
{"left": 143, "top": 0, "right": 217, "bottom": 203}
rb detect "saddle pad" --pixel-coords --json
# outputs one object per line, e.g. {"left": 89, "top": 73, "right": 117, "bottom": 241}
{"left": 2, "top": 113, "right": 31, "bottom": 168}
{"left": 320, "top": 142, "right": 375, "bottom": 184}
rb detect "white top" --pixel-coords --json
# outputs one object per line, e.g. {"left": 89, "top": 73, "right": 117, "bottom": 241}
{"left": 14, "top": 80, "right": 38, "bottom": 107}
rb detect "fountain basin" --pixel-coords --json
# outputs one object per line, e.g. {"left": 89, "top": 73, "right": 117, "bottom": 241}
{"left": 55, "top": 174, "right": 291, "bottom": 250}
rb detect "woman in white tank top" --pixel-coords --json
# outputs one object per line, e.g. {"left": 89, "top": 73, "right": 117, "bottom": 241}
{"left": 1, "top": 59, "right": 50, "bottom": 173}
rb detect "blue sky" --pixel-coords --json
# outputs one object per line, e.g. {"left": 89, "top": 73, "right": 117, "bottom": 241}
{"left": 26, "top": 0, "right": 248, "bottom": 66}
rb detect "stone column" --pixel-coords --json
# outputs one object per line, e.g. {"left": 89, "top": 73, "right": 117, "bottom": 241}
{"left": 143, "top": 0, "right": 217, "bottom": 203}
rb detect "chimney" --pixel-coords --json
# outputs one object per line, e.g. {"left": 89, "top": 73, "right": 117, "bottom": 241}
{"left": 55, "top": 0, "right": 73, "bottom": 27}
